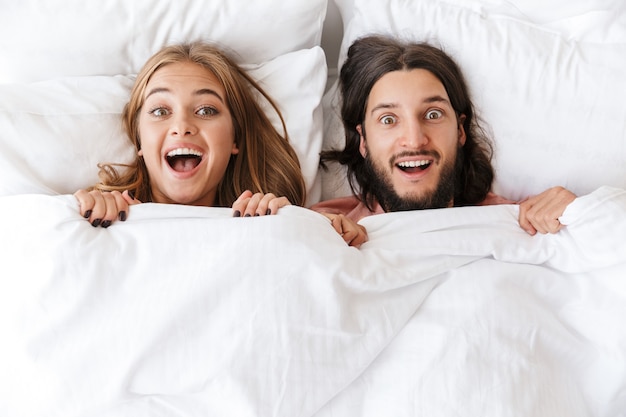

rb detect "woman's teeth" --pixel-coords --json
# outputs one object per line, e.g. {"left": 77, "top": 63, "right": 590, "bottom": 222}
{"left": 166, "top": 147, "right": 203, "bottom": 157}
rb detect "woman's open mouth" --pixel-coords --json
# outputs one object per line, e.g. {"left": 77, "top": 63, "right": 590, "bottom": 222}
{"left": 166, "top": 147, "right": 203, "bottom": 172}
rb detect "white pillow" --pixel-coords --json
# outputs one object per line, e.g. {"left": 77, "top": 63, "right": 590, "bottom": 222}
{"left": 0, "top": 48, "right": 326, "bottom": 205}
{"left": 324, "top": 0, "right": 626, "bottom": 201}
{"left": 0, "top": 0, "right": 328, "bottom": 83}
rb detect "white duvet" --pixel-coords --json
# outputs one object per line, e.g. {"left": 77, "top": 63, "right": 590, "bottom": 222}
{"left": 0, "top": 187, "right": 624, "bottom": 417}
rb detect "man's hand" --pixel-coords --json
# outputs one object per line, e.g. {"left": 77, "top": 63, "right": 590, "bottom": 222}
{"left": 518, "top": 186, "right": 576, "bottom": 235}
{"left": 321, "top": 212, "right": 368, "bottom": 248}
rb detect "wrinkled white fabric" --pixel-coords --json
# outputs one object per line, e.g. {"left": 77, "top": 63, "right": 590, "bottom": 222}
{"left": 0, "top": 187, "right": 624, "bottom": 417}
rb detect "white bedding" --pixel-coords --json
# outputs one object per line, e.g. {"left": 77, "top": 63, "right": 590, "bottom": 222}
{"left": 1, "top": 187, "right": 624, "bottom": 416}
{"left": 2, "top": 1, "right": 626, "bottom": 416}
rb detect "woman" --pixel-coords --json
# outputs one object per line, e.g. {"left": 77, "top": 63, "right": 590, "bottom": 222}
{"left": 75, "top": 42, "right": 307, "bottom": 227}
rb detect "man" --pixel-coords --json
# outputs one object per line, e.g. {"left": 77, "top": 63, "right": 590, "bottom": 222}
{"left": 312, "top": 35, "right": 575, "bottom": 247}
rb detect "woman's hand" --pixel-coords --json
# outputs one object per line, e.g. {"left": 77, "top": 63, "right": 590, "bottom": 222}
{"left": 74, "top": 189, "right": 141, "bottom": 228}
{"left": 518, "top": 186, "right": 576, "bottom": 235}
{"left": 232, "top": 190, "right": 291, "bottom": 217}
{"left": 321, "top": 212, "right": 368, "bottom": 248}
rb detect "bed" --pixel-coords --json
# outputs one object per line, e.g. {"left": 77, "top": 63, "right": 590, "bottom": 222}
{"left": 1, "top": 1, "right": 625, "bottom": 416}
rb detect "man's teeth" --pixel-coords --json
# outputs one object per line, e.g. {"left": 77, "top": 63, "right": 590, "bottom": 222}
{"left": 167, "top": 148, "right": 203, "bottom": 157}
{"left": 397, "top": 160, "right": 430, "bottom": 168}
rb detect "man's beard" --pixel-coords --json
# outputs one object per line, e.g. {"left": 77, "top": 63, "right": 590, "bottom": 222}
{"left": 363, "top": 148, "right": 460, "bottom": 212}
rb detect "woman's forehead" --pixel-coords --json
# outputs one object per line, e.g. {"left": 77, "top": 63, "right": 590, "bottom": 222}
{"left": 146, "top": 62, "right": 223, "bottom": 93}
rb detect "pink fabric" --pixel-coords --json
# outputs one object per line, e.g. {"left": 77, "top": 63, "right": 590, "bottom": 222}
{"left": 310, "top": 192, "right": 515, "bottom": 222}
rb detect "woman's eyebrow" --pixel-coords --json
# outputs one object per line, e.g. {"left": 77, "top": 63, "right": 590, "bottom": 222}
{"left": 145, "top": 87, "right": 224, "bottom": 103}
{"left": 145, "top": 87, "right": 170, "bottom": 98}
{"left": 194, "top": 88, "right": 224, "bottom": 103}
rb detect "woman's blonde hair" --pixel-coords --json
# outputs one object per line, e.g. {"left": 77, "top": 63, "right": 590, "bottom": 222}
{"left": 94, "top": 42, "right": 306, "bottom": 206}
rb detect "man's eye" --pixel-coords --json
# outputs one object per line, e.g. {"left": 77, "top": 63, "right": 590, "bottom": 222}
{"left": 197, "top": 106, "right": 217, "bottom": 117}
{"left": 425, "top": 109, "right": 443, "bottom": 120}
{"left": 380, "top": 115, "right": 396, "bottom": 125}
{"left": 149, "top": 107, "right": 169, "bottom": 117}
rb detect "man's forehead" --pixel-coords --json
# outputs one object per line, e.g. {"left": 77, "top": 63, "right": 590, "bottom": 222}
{"left": 366, "top": 70, "right": 450, "bottom": 114}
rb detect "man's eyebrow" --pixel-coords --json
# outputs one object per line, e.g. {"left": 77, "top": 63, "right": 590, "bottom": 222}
{"left": 145, "top": 87, "right": 224, "bottom": 103}
{"left": 369, "top": 102, "right": 398, "bottom": 115}
{"left": 423, "top": 95, "right": 451, "bottom": 106}
{"left": 369, "top": 95, "right": 452, "bottom": 115}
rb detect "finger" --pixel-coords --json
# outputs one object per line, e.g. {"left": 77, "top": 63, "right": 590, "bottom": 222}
{"left": 266, "top": 196, "right": 291, "bottom": 215}
{"left": 122, "top": 189, "right": 142, "bottom": 205}
{"left": 255, "top": 193, "right": 276, "bottom": 216}
{"left": 98, "top": 192, "right": 121, "bottom": 228}
{"left": 519, "top": 190, "right": 557, "bottom": 234}
{"left": 110, "top": 191, "right": 130, "bottom": 222}
{"left": 321, "top": 213, "right": 343, "bottom": 234}
{"left": 88, "top": 191, "right": 107, "bottom": 227}
{"left": 542, "top": 187, "right": 576, "bottom": 230}
{"left": 525, "top": 195, "right": 561, "bottom": 234}
{"left": 243, "top": 193, "right": 264, "bottom": 217}
{"left": 518, "top": 199, "right": 537, "bottom": 236}
{"left": 351, "top": 225, "right": 369, "bottom": 247}
{"left": 339, "top": 217, "right": 368, "bottom": 248}
{"left": 74, "top": 189, "right": 96, "bottom": 219}
{"left": 231, "top": 190, "right": 253, "bottom": 217}
{"left": 547, "top": 218, "right": 564, "bottom": 234}
{"left": 342, "top": 228, "right": 368, "bottom": 248}
{"left": 519, "top": 187, "right": 575, "bottom": 234}
{"left": 331, "top": 215, "right": 344, "bottom": 235}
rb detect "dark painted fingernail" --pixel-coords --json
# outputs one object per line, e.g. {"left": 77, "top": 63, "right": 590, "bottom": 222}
{"left": 128, "top": 190, "right": 135, "bottom": 200}
{"left": 233, "top": 210, "right": 241, "bottom": 217}
{"left": 119, "top": 211, "right": 127, "bottom": 221}
{"left": 244, "top": 213, "right": 251, "bottom": 217}
{"left": 266, "top": 209, "right": 272, "bottom": 215}
{"left": 83, "top": 210, "right": 92, "bottom": 219}
{"left": 254, "top": 213, "right": 260, "bottom": 216}
{"left": 101, "top": 220, "right": 112, "bottom": 228}
{"left": 91, "top": 219, "right": 102, "bottom": 227}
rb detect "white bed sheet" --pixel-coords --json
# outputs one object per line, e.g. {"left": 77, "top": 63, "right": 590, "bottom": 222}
{"left": 0, "top": 187, "right": 624, "bottom": 417}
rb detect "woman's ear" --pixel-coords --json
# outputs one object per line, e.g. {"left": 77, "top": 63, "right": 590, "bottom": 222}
{"left": 357, "top": 124, "right": 367, "bottom": 158}
{"left": 231, "top": 141, "right": 240, "bottom": 155}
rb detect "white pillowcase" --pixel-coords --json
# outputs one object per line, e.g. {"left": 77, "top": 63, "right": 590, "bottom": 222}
{"left": 324, "top": 0, "right": 626, "bottom": 201}
{"left": 0, "top": 0, "right": 328, "bottom": 83}
{"left": 0, "top": 48, "right": 327, "bottom": 205}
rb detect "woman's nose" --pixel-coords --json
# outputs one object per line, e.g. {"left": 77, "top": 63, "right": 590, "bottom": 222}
{"left": 170, "top": 113, "right": 197, "bottom": 137}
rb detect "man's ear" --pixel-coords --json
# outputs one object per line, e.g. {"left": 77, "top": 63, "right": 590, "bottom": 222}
{"left": 357, "top": 124, "right": 367, "bottom": 157}
{"left": 457, "top": 114, "right": 467, "bottom": 146}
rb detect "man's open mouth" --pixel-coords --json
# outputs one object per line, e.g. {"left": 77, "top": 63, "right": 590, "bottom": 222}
{"left": 166, "top": 148, "right": 203, "bottom": 172}
{"left": 396, "top": 160, "right": 432, "bottom": 173}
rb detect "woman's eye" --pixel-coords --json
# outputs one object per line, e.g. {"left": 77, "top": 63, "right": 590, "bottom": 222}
{"left": 425, "top": 109, "right": 443, "bottom": 120}
{"left": 149, "top": 107, "right": 169, "bottom": 117}
{"left": 197, "top": 106, "right": 217, "bottom": 117}
{"left": 380, "top": 115, "right": 396, "bottom": 125}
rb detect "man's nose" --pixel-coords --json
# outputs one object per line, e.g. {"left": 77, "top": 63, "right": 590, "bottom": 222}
{"left": 399, "top": 120, "right": 428, "bottom": 148}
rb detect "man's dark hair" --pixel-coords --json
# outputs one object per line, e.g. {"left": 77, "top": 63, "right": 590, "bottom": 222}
{"left": 320, "top": 34, "right": 494, "bottom": 211}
